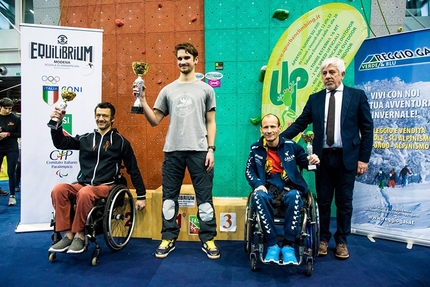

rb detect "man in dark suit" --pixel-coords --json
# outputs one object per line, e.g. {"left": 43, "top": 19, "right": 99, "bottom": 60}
{"left": 281, "top": 57, "right": 373, "bottom": 259}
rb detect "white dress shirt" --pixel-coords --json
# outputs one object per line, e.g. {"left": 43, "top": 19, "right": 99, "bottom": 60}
{"left": 324, "top": 83, "right": 344, "bottom": 148}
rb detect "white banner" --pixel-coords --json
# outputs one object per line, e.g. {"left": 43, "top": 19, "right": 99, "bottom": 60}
{"left": 18, "top": 24, "right": 103, "bottom": 232}
{"left": 352, "top": 28, "right": 430, "bottom": 247}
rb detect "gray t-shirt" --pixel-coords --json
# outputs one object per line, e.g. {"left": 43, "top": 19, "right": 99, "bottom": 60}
{"left": 154, "top": 80, "right": 216, "bottom": 152}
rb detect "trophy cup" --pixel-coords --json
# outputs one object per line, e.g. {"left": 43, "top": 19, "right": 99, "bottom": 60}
{"left": 301, "top": 131, "right": 317, "bottom": 170}
{"left": 47, "top": 88, "right": 77, "bottom": 130}
{"left": 131, "top": 61, "right": 150, "bottom": 114}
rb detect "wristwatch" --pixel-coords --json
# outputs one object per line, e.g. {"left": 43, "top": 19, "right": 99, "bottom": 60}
{"left": 208, "top": 146, "right": 216, "bottom": 152}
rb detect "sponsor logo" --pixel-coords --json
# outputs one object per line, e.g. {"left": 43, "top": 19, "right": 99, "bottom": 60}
{"left": 50, "top": 150, "right": 73, "bottom": 160}
{"left": 188, "top": 215, "right": 200, "bottom": 235}
{"left": 195, "top": 72, "right": 205, "bottom": 80}
{"left": 359, "top": 47, "right": 430, "bottom": 71}
{"left": 205, "top": 71, "right": 223, "bottom": 88}
{"left": 47, "top": 150, "right": 78, "bottom": 172}
{"left": 30, "top": 34, "right": 96, "bottom": 75}
{"left": 30, "top": 34, "right": 93, "bottom": 62}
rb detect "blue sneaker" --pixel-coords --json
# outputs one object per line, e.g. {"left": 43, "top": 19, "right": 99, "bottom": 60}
{"left": 281, "top": 246, "right": 298, "bottom": 264}
{"left": 264, "top": 244, "right": 280, "bottom": 263}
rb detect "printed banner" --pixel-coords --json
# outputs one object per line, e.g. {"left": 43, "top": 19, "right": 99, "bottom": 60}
{"left": 262, "top": 3, "right": 368, "bottom": 131}
{"left": 19, "top": 24, "right": 103, "bottom": 231}
{"left": 352, "top": 28, "right": 430, "bottom": 247}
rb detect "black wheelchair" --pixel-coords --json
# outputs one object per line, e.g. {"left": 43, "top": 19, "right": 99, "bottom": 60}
{"left": 48, "top": 176, "right": 136, "bottom": 266}
{"left": 244, "top": 189, "right": 320, "bottom": 276}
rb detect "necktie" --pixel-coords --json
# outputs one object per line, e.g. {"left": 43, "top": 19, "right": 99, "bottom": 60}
{"left": 326, "top": 90, "right": 336, "bottom": 147}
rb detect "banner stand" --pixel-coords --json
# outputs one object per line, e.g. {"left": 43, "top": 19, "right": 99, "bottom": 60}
{"left": 19, "top": 24, "right": 103, "bottom": 232}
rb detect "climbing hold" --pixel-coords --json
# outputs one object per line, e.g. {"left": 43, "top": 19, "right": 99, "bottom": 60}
{"left": 115, "top": 19, "right": 124, "bottom": 27}
{"left": 273, "top": 9, "right": 290, "bottom": 21}
{"left": 259, "top": 65, "right": 267, "bottom": 82}
{"left": 250, "top": 116, "right": 262, "bottom": 125}
{"left": 190, "top": 15, "right": 197, "bottom": 22}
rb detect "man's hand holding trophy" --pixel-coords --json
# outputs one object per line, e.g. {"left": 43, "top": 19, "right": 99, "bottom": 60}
{"left": 131, "top": 61, "right": 150, "bottom": 114}
{"left": 301, "top": 131, "right": 319, "bottom": 170}
{"left": 47, "top": 88, "right": 77, "bottom": 130}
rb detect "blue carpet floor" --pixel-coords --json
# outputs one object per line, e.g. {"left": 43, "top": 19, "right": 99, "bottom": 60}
{"left": 0, "top": 182, "right": 429, "bottom": 286}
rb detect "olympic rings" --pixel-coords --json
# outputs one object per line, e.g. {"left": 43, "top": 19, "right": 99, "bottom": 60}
{"left": 41, "top": 75, "right": 60, "bottom": 84}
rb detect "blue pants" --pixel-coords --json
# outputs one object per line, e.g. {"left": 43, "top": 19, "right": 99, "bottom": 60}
{"left": 252, "top": 188, "right": 303, "bottom": 246}
{"left": 161, "top": 151, "right": 216, "bottom": 242}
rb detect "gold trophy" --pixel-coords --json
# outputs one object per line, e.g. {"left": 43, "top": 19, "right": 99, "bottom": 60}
{"left": 47, "top": 88, "right": 77, "bottom": 130}
{"left": 131, "top": 62, "right": 150, "bottom": 114}
{"left": 301, "top": 131, "right": 317, "bottom": 170}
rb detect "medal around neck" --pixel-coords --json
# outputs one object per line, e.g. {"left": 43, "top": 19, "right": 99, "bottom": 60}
{"left": 131, "top": 62, "right": 150, "bottom": 114}
{"left": 301, "top": 131, "right": 316, "bottom": 170}
{"left": 47, "top": 88, "right": 77, "bottom": 130}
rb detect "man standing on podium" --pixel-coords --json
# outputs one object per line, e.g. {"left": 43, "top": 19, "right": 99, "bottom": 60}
{"left": 281, "top": 57, "right": 373, "bottom": 259}
{"left": 134, "top": 42, "right": 220, "bottom": 260}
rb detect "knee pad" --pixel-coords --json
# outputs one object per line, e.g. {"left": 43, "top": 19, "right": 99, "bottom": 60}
{"left": 198, "top": 202, "right": 214, "bottom": 222}
{"left": 162, "top": 199, "right": 175, "bottom": 220}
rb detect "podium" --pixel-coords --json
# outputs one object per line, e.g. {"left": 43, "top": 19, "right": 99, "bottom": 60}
{"left": 130, "top": 185, "right": 247, "bottom": 241}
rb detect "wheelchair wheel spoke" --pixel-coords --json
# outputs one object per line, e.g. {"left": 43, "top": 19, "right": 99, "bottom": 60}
{"left": 103, "top": 185, "right": 136, "bottom": 251}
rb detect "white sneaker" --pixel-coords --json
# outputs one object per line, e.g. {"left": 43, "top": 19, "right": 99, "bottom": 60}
{"left": 8, "top": 195, "right": 16, "bottom": 206}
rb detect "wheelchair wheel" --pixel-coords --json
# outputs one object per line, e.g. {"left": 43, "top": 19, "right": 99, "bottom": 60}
{"left": 250, "top": 253, "right": 258, "bottom": 272}
{"left": 103, "top": 185, "right": 136, "bottom": 251}
{"left": 91, "top": 247, "right": 101, "bottom": 266}
{"left": 308, "top": 193, "right": 320, "bottom": 258}
{"left": 244, "top": 193, "right": 257, "bottom": 254}
{"left": 48, "top": 252, "right": 56, "bottom": 262}
{"left": 306, "top": 258, "right": 313, "bottom": 277}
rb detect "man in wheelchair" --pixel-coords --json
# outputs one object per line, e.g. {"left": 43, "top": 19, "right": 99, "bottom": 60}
{"left": 48, "top": 102, "right": 147, "bottom": 254}
{"left": 245, "top": 114, "right": 319, "bottom": 264}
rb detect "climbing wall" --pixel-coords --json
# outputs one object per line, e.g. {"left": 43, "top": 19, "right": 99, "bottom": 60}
{"left": 204, "top": 0, "right": 372, "bottom": 196}
{"left": 60, "top": 0, "right": 205, "bottom": 190}
{"left": 58, "top": 0, "right": 408, "bottom": 197}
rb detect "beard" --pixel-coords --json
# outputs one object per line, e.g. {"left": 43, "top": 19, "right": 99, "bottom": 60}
{"left": 179, "top": 65, "right": 193, "bottom": 74}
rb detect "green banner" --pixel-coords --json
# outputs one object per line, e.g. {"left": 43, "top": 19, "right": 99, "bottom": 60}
{"left": 262, "top": 3, "right": 368, "bottom": 131}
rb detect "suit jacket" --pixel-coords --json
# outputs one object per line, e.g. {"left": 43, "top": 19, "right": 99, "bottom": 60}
{"left": 281, "top": 85, "right": 373, "bottom": 171}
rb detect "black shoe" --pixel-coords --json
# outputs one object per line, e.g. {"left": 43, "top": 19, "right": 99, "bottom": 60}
{"left": 155, "top": 239, "right": 176, "bottom": 258}
{"left": 0, "top": 189, "right": 9, "bottom": 196}
{"left": 202, "top": 240, "right": 220, "bottom": 259}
